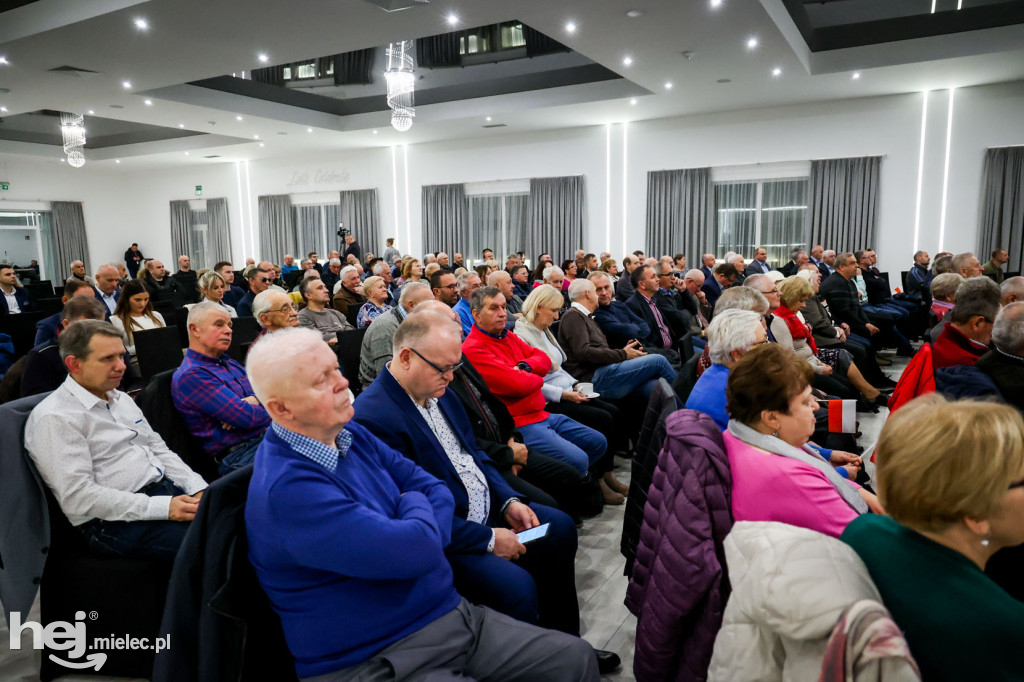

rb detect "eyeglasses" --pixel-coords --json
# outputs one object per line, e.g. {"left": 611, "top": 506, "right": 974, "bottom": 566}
{"left": 269, "top": 304, "right": 296, "bottom": 313}
{"left": 409, "top": 347, "right": 463, "bottom": 377}
{"left": 258, "top": 278, "right": 273, "bottom": 284}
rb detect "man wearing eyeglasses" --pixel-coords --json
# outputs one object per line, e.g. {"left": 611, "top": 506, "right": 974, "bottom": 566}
{"left": 253, "top": 290, "right": 300, "bottom": 338}
{"left": 353, "top": 309, "right": 620, "bottom": 674}
{"left": 172, "top": 301, "right": 271, "bottom": 475}
{"left": 431, "top": 270, "right": 459, "bottom": 307}
{"left": 236, "top": 260, "right": 275, "bottom": 318}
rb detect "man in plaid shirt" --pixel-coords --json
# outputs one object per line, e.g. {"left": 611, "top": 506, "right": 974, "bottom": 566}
{"left": 172, "top": 301, "right": 270, "bottom": 475}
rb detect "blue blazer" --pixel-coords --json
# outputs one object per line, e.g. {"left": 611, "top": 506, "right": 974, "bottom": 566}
{"left": 33, "top": 313, "right": 62, "bottom": 347}
{"left": 93, "top": 286, "right": 120, "bottom": 307}
{"left": 0, "top": 287, "right": 31, "bottom": 315}
{"left": 701, "top": 276, "right": 724, "bottom": 309}
{"left": 353, "top": 367, "right": 520, "bottom": 555}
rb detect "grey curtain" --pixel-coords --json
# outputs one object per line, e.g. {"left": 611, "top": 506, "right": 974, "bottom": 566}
{"left": 422, "top": 184, "right": 469, "bottom": 255}
{"left": 507, "top": 194, "right": 528, "bottom": 255}
{"left": 339, "top": 189, "right": 381, "bottom": 257}
{"left": 206, "top": 198, "right": 232, "bottom": 264}
{"left": 527, "top": 176, "right": 585, "bottom": 264}
{"left": 258, "top": 194, "right": 295, "bottom": 263}
{"left": 979, "top": 146, "right": 1024, "bottom": 273}
{"left": 51, "top": 201, "right": 90, "bottom": 278}
{"left": 469, "top": 196, "right": 503, "bottom": 259}
{"left": 808, "top": 156, "right": 881, "bottom": 253}
{"left": 293, "top": 205, "right": 326, "bottom": 257}
{"left": 646, "top": 168, "right": 714, "bottom": 262}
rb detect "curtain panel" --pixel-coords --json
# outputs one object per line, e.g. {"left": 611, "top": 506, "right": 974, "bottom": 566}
{"left": 292, "top": 205, "right": 325, "bottom": 258}
{"left": 978, "top": 146, "right": 1024, "bottom": 273}
{"left": 527, "top": 176, "right": 586, "bottom": 264}
{"left": 169, "top": 200, "right": 193, "bottom": 265}
{"left": 646, "top": 168, "right": 714, "bottom": 263}
{"left": 339, "top": 189, "right": 381, "bottom": 257}
{"left": 258, "top": 195, "right": 295, "bottom": 263}
{"left": 205, "top": 198, "right": 232, "bottom": 264}
{"left": 416, "top": 34, "right": 461, "bottom": 68}
{"left": 50, "top": 201, "right": 90, "bottom": 279}
{"left": 333, "top": 48, "right": 375, "bottom": 85}
{"left": 523, "top": 25, "right": 569, "bottom": 57}
{"left": 422, "top": 184, "right": 469, "bottom": 255}
{"left": 250, "top": 64, "right": 286, "bottom": 86}
{"left": 808, "top": 156, "right": 881, "bottom": 253}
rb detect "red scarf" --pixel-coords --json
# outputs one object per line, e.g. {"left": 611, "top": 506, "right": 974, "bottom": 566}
{"left": 776, "top": 304, "right": 818, "bottom": 354}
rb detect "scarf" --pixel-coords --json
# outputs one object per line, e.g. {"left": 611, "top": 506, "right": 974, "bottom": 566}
{"left": 728, "top": 419, "right": 869, "bottom": 515}
{"left": 776, "top": 303, "right": 818, "bottom": 354}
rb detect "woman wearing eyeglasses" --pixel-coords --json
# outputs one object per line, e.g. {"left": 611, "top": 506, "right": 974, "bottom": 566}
{"left": 843, "top": 395, "right": 1024, "bottom": 681}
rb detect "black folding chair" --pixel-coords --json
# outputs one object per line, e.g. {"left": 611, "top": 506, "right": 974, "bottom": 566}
{"left": 134, "top": 326, "right": 184, "bottom": 382}
{"left": 336, "top": 327, "right": 368, "bottom": 395}
{"left": 900, "top": 271, "right": 910, "bottom": 290}
{"left": 35, "top": 297, "right": 64, "bottom": 315}
{"left": 1, "top": 310, "right": 48, "bottom": 359}
{"left": 24, "top": 281, "right": 54, "bottom": 301}
{"left": 174, "top": 307, "right": 191, "bottom": 348}
{"left": 227, "top": 317, "right": 262, "bottom": 363}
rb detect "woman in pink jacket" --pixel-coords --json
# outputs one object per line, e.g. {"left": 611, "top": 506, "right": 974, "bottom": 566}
{"left": 722, "top": 344, "right": 882, "bottom": 538}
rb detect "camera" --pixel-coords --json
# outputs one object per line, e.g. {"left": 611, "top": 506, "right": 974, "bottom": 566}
{"left": 336, "top": 222, "right": 350, "bottom": 239}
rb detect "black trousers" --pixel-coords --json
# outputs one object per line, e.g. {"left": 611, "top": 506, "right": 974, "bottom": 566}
{"left": 504, "top": 450, "right": 602, "bottom": 521}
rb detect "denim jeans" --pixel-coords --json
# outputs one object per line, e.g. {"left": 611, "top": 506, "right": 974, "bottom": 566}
{"left": 78, "top": 478, "right": 191, "bottom": 561}
{"left": 217, "top": 435, "right": 263, "bottom": 477}
{"left": 518, "top": 413, "right": 607, "bottom": 476}
{"left": 591, "top": 354, "right": 677, "bottom": 400}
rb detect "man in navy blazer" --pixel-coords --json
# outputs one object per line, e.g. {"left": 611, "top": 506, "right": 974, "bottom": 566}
{"left": 746, "top": 247, "right": 772, "bottom": 275}
{"left": 701, "top": 262, "right": 739, "bottom": 311}
{"left": 352, "top": 308, "right": 587, "bottom": 643}
{"left": 34, "top": 278, "right": 103, "bottom": 346}
{"left": 0, "top": 264, "right": 31, "bottom": 315}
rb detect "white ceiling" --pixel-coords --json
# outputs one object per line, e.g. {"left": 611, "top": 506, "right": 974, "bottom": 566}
{"left": 1, "top": 0, "right": 1022, "bottom": 169}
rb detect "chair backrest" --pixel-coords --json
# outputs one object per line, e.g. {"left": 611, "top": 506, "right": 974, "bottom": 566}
{"left": 138, "top": 369, "right": 219, "bottom": 482}
{"left": 2, "top": 311, "right": 49, "bottom": 359}
{"left": 174, "top": 306, "right": 191, "bottom": 348}
{"left": 900, "top": 270, "right": 910, "bottom": 289}
{"left": 672, "top": 352, "right": 702, "bottom": 404}
{"left": 676, "top": 330, "right": 695, "bottom": 362}
{"left": 879, "top": 271, "right": 891, "bottom": 287}
{"left": 134, "top": 326, "right": 184, "bottom": 382}
{"left": 336, "top": 327, "right": 368, "bottom": 394}
{"left": 343, "top": 303, "right": 361, "bottom": 328}
{"left": 24, "top": 281, "right": 54, "bottom": 301}
{"left": 35, "top": 297, "right": 64, "bottom": 315}
{"left": 227, "top": 316, "right": 262, "bottom": 362}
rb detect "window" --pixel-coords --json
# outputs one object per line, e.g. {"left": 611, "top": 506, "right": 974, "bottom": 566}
{"left": 459, "top": 21, "right": 525, "bottom": 56}
{"left": 189, "top": 209, "right": 209, "bottom": 271}
{"left": 0, "top": 210, "right": 55, "bottom": 282}
{"left": 714, "top": 177, "right": 808, "bottom": 266}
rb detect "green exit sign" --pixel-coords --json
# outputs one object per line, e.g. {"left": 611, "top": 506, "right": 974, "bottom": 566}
{"left": 195, "top": 185, "right": 202, "bottom": 197}
{"left": 0, "top": 182, "right": 9, "bottom": 191}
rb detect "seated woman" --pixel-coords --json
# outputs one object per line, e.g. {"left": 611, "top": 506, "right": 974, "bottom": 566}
{"left": 515, "top": 284, "right": 630, "bottom": 504}
{"left": 187, "top": 270, "right": 237, "bottom": 317}
{"left": 723, "top": 343, "right": 879, "bottom": 538}
{"left": 772, "top": 276, "right": 886, "bottom": 410}
{"left": 398, "top": 257, "right": 423, "bottom": 288}
{"left": 843, "top": 395, "right": 1024, "bottom": 680}
{"left": 356, "top": 275, "right": 392, "bottom": 328}
{"left": 110, "top": 279, "right": 167, "bottom": 360}
{"left": 561, "top": 259, "right": 579, "bottom": 287}
{"left": 599, "top": 258, "right": 619, "bottom": 284}
{"left": 928, "top": 272, "right": 964, "bottom": 341}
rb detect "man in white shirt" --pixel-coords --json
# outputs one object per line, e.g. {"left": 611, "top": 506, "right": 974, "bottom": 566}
{"left": 0, "top": 264, "right": 30, "bottom": 315}
{"left": 26, "top": 319, "right": 207, "bottom": 560}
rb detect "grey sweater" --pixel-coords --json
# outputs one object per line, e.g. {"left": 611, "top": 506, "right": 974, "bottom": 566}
{"left": 297, "top": 306, "right": 353, "bottom": 341}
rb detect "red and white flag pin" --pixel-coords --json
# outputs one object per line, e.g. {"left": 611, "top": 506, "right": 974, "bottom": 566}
{"left": 827, "top": 399, "right": 857, "bottom": 433}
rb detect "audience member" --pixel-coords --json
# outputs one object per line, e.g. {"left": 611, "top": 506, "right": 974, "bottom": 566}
{"left": 244, "top": 328, "right": 598, "bottom": 680}
{"left": 723, "top": 344, "right": 874, "bottom": 538}
{"left": 932, "top": 276, "right": 1001, "bottom": 369}
{"left": 358, "top": 281, "right": 433, "bottom": 386}
{"left": 745, "top": 247, "right": 771, "bottom": 276}
{"left": 842, "top": 395, "right": 1024, "bottom": 680}
{"left": 236, "top": 261, "right": 274, "bottom": 317}
{"left": 699, "top": 253, "right": 716, "bottom": 281}
{"left": 1000, "top": 275, "right": 1024, "bottom": 305}
{"left": 307, "top": 251, "right": 322, "bottom": 273}
{"left": 93, "top": 264, "right": 122, "bottom": 315}
{"left": 331, "top": 265, "right": 365, "bottom": 319}
{"left": 976, "top": 302, "right": 1024, "bottom": 414}
{"left": 381, "top": 237, "right": 400, "bottom": 265}
{"left": 928, "top": 272, "right": 965, "bottom": 341}
{"left": 431, "top": 270, "right": 459, "bottom": 307}
{"left": 173, "top": 255, "right": 201, "bottom": 304}
{"left": 626, "top": 265, "right": 686, "bottom": 355}
{"left": 614, "top": 254, "right": 640, "bottom": 301}
{"left": 809, "top": 244, "right": 825, "bottom": 268}
{"left": 214, "top": 261, "right": 245, "bottom": 307}
{"left": 280, "top": 254, "right": 298, "bottom": 275}
{"left": 142, "top": 258, "right": 183, "bottom": 308}
{"left": 342, "top": 233, "right": 361, "bottom": 261}
{"left": 33, "top": 277, "right": 96, "bottom": 346}
{"left": 172, "top": 302, "right": 270, "bottom": 475}
{"left": 453, "top": 271, "right": 482, "bottom": 337}
{"left": 356, "top": 275, "right": 392, "bottom": 328}
{"left": 191, "top": 270, "right": 237, "bottom": 317}
{"left": 253, "top": 289, "right": 300, "bottom": 337}
{"left": 726, "top": 253, "right": 747, "bottom": 285}
{"left": 906, "top": 250, "right": 933, "bottom": 299}
{"left": 952, "top": 252, "right": 984, "bottom": 279}
{"left": 25, "top": 320, "right": 207, "bottom": 560}
{"left": 69, "top": 260, "right": 96, "bottom": 286}
{"left": 511, "top": 264, "right": 532, "bottom": 299}
{"left": 297, "top": 276, "right": 353, "bottom": 343}
{"left": 400, "top": 258, "right": 424, "bottom": 287}
{"left": 820, "top": 253, "right": 906, "bottom": 354}
{"left": 779, "top": 248, "right": 809, "bottom": 277}
{"left": 489, "top": 270, "right": 523, "bottom": 320}
{"left": 0, "top": 264, "right": 31, "bottom": 315}
{"left": 982, "top": 248, "right": 1009, "bottom": 284}
{"left": 932, "top": 254, "right": 954, "bottom": 275}
{"left": 111, "top": 279, "right": 167, "bottom": 359}
{"left": 702, "top": 263, "right": 739, "bottom": 309}
{"left": 321, "top": 258, "right": 342, "bottom": 293}
{"left": 590, "top": 272, "right": 651, "bottom": 349}
{"left": 124, "top": 242, "right": 144, "bottom": 278}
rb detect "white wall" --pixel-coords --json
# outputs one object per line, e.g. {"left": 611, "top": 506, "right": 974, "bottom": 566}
{"left": 0, "top": 79, "right": 1021, "bottom": 275}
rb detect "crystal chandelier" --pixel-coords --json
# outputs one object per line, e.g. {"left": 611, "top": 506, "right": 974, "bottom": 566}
{"left": 385, "top": 40, "right": 415, "bottom": 132}
{"left": 60, "top": 112, "right": 86, "bottom": 168}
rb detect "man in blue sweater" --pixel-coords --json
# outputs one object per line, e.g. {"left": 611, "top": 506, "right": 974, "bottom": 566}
{"left": 244, "top": 328, "right": 597, "bottom": 681}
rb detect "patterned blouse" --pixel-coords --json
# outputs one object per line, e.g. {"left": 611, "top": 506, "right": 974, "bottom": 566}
{"left": 356, "top": 301, "right": 391, "bottom": 328}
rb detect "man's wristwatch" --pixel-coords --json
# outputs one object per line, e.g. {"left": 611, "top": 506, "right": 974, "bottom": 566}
{"left": 515, "top": 361, "right": 532, "bottom": 372}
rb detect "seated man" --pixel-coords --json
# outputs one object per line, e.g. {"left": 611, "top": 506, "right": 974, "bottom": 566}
{"left": 462, "top": 287, "right": 607, "bottom": 477}
{"left": 488, "top": 270, "right": 523, "bottom": 326}
{"left": 625, "top": 264, "right": 689, "bottom": 355}
{"left": 976, "top": 302, "right": 1024, "bottom": 414}
{"left": 701, "top": 263, "right": 738, "bottom": 310}
{"left": 34, "top": 277, "right": 96, "bottom": 346}
{"left": 353, "top": 313, "right": 618, "bottom": 672}
{"left": 253, "top": 289, "right": 300, "bottom": 339}
{"left": 358, "top": 281, "right": 434, "bottom": 387}
{"left": 296, "top": 276, "right": 353, "bottom": 344}
{"left": 678, "top": 268, "right": 712, "bottom": 346}
{"left": 906, "top": 250, "right": 933, "bottom": 299}
{"left": 172, "top": 302, "right": 271, "bottom": 475}
{"left": 453, "top": 270, "right": 483, "bottom": 337}
{"left": 821, "top": 252, "right": 904, "bottom": 354}
{"left": 93, "top": 264, "right": 122, "bottom": 315}
{"left": 331, "top": 265, "right": 365, "bottom": 318}
{"left": 932, "top": 276, "right": 1001, "bottom": 369}
{"left": 1001, "top": 276, "right": 1024, "bottom": 306}
{"left": 22, "top": 296, "right": 142, "bottom": 399}
{"left": 142, "top": 258, "right": 184, "bottom": 308}
{"left": 214, "top": 261, "right": 245, "bottom": 308}
{"left": 591, "top": 271, "right": 652, "bottom": 349}
{"left": 26, "top": 320, "right": 207, "bottom": 560}
{"left": 431, "top": 270, "right": 459, "bottom": 307}
{"left": 320, "top": 257, "right": 342, "bottom": 294}
{"left": 236, "top": 261, "right": 274, "bottom": 317}
{"left": 244, "top": 328, "right": 598, "bottom": 681}
{"left": 559, "top": 279, "right": 676, "bottom": 401}
{"left": 0, "top": 264, "right": 31, "bottom": 315}
{"left": 615, "top": 254, "right": 639, "bottom": 301}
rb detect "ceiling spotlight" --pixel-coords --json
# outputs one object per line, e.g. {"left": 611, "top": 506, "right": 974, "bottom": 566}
{"left": 665, "top": 81, "right": 673, "bottom": 89}
{"left": 115, "top": 159, "right": 120, "bottom": 164}
{"left": 852, "top": 71, "right": 861, "bottom": 80}
{"left": 184, "top": 151, "right": 190, "bottom": 156}
{"left": 258, "top": 53, "right": 270, "bottom": 64}
{"left": 122, "top": 81, "right": 131, "bottom": 89}
{"left": 307, "top": 127, "right": 313, "bottom": 133}
{"left": 485, "top": 116, "right": 492, "bottom": 121}
{"left": 0, "top": 106, "right": 7, "bottom": 113}
{"left": 373, "top": 129, "right": 378, "bottom": 134}
{"left": 565, "top": 21, "right": 577, "bottom": 33}
{"left": 253, "top": 134, "right": 259, "bottom": 139}
{"left": 144, "top": 99, "right": 153, "bottom": 106}
{"left": 0, "top": 57, "right": 9, "bottom": 65}
{"left": 630, "top": 98, "right": 637, "bottom": 105}
{"left": 178, "top": 123, "right": 185, "bottom": 128}
{"left": 259, "top": 143, "right": 265, "bottom": 147}
{"left": 60, "top": 158, "right": 65, "bottom": 163}
{"left": 772, "top": 67, "right": 782, "bottom": 77}
{"left": 746, "top": 37, "right": 759, "bottom": 50}
{"left": 625, "top": 9, "right": 644, "bottom": 18}
{"left": 710, "top": 0, "right": 722, "bottom": 7}
{"left": 622, "top": 56, "right": 633, "bottom": 67}
{"left": 446, "top": 13, "right": 459, "bottom": 26}
{"left": 87, "top": 109, "right": 94, "bottom": 115}
{"left": 236, "top": 115, "right": 243, "bottom": 121}
{"left": 134, "top": 17, "right": 148, "bottom": 30}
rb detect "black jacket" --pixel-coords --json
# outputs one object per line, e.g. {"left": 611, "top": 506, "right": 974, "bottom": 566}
{"left": 448, "top": 356, "right": 520, "bottom": 472}
{"left": 153, "top": 465, "right": 297, "bottom": 682}
{"left": 144, "top": 275, "right": 184, "bottom": 308}
{"left": 173, "top": 270, "right": 201, "bottom": 304}
{"left": 819, "top": 273, "right": 872, "bottom": 338}
{"left": 860, "top": 267, "right": 892, "bottom": 305}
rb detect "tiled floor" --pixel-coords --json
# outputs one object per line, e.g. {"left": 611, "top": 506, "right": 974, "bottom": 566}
{"left": 0, "top": 354, "right": 907, "bottom": 681}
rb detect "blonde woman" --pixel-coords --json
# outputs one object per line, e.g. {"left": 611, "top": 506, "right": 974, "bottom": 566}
{"left": 188, "top": 270, "right": 237, "bottom": 317}
{"left": 110, "top": 279, "right": 167, "bottom": 358}
{"left": 356, "top": 275, "right": 392, "bottom": 328}
{"left": 515, "top": 284, "right": 630, "bottom": 504}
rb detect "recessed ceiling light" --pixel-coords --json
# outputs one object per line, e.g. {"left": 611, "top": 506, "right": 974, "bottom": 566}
{"left": 122, "top": 81, "right": 131, "bottom": 89}
{"left": 184, "top": 152, "right": 190, "bottom": 156}
{"left": 134, "top": 17, "right": 148, "bottom": 30}
{"left": 630, "top": 98, "right": 637, "bottom": 105}
{"left": 0, "top": 57, "right": 9, "bottom": 65}
{"left": 253, "top": 134, "right": 259, "bottom": 139}
{"left": 115, "top": 159, "right": 120, "bottom": 164}
{"left": 87, "top": 109, "right": 94, "bottom": 115}
{"left": 0, "top": 106, "right": 7, "bottom": 113}
{"left": 144, "top": 99, "right": 153, "bottom": 106}
{"left": 373, "top": 129, "right": 378, "bottom": 134}
{"left": 485, "top": 116, "right": 492, "bottom": 121}
{"left": 746, "top": 37, "right": 759, "bottom": 50}
{"left": 772, "top": 67, "right": 782, "bottom": 77}
{"left": 307, "top": 127, "right": 313, "bottom": 133}
{"left": 236, "top": 115, "right": 243, "bottom": 121}
{"left": 565, "top": 21, "right": 577, "bottom": 33}
{"left": 622, "top": 56, "right": 633, "bottom": 67}
{"left": 60, "top": 158, "right": 65, "bottom": 163}
{"left": 710, "top": 0, "right": 722, "bottom": 7}
{"left": 446, "top": 13, "right": 459, "bottom": 26}
{"left": 665, "top": 81, "right": 673, "bottom": 89}
{"left": 259, "top": 143, "right": 265, "bottom": 147}
{"left": 258, "top": 53, "right": 269, "bottom": 64}
{"left": 852, "top": 71, "right": 861, "bottom": 80}
{"left": 625, "top": 9, "right": 644, "bottom": 18}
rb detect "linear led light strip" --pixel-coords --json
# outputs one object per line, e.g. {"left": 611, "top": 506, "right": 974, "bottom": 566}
{"left": 403, "top": 145, "right": 411, "bottom": 252}
{"left": 912, "top": 91, "right": 929, "bottom": 252}
{"left": 938, "top": 89, "right": 955, "bottom": 251}
{"left": 244, "top": 160, "right": 256, "bottom": 259}
{"left": 235, "top": 162, "right": 247, "bottom": 260}
{"left": 605, "top": 124, "right": 612, "bottom": 252}
{"left": 622, "top": 122, "right": 628, "bottom": 258}
{"left": 391, "top": 146, "right": 399, "bottom": 250}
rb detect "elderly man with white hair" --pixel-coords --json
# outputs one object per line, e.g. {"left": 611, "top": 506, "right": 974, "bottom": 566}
{"left": 253, "top": 289, "right": 299, "bottom": 339}
{"left": 244, "top": 328, "right": 598, "bottom": 682}
{"left": 321, "top": 257, "right": 343, "bottom": 293}
{"left": 172, "top": 301, "right": 271, "bottom": 475}
{"left": 558, "top": 279, "right": 676, "bottom": 400}
{"left": 359, "top": 281, "right": 435, "bottom": 387}
{"left": 977, "top": 302, "right": 1024, "bottom": 414}
{"left": 331, "top": 264, "right": 365, "bottom": 318}
{"left": 1000, "top": 275, "right": 1024, "bottom": 306}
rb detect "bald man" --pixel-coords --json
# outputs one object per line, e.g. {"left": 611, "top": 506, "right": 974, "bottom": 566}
{"left": 172, "top": 302, "right": 270, "bottom": 475}
{"left": 488, "top": 269, "right": 523, "bottom": 324}
{"left": 93, "top": 264, "right": 121, "bottom": 315}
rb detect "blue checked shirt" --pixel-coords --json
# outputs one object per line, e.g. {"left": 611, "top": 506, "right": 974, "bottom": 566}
{"left": 271, "top": 422, "right": 353, "bottom": 472}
